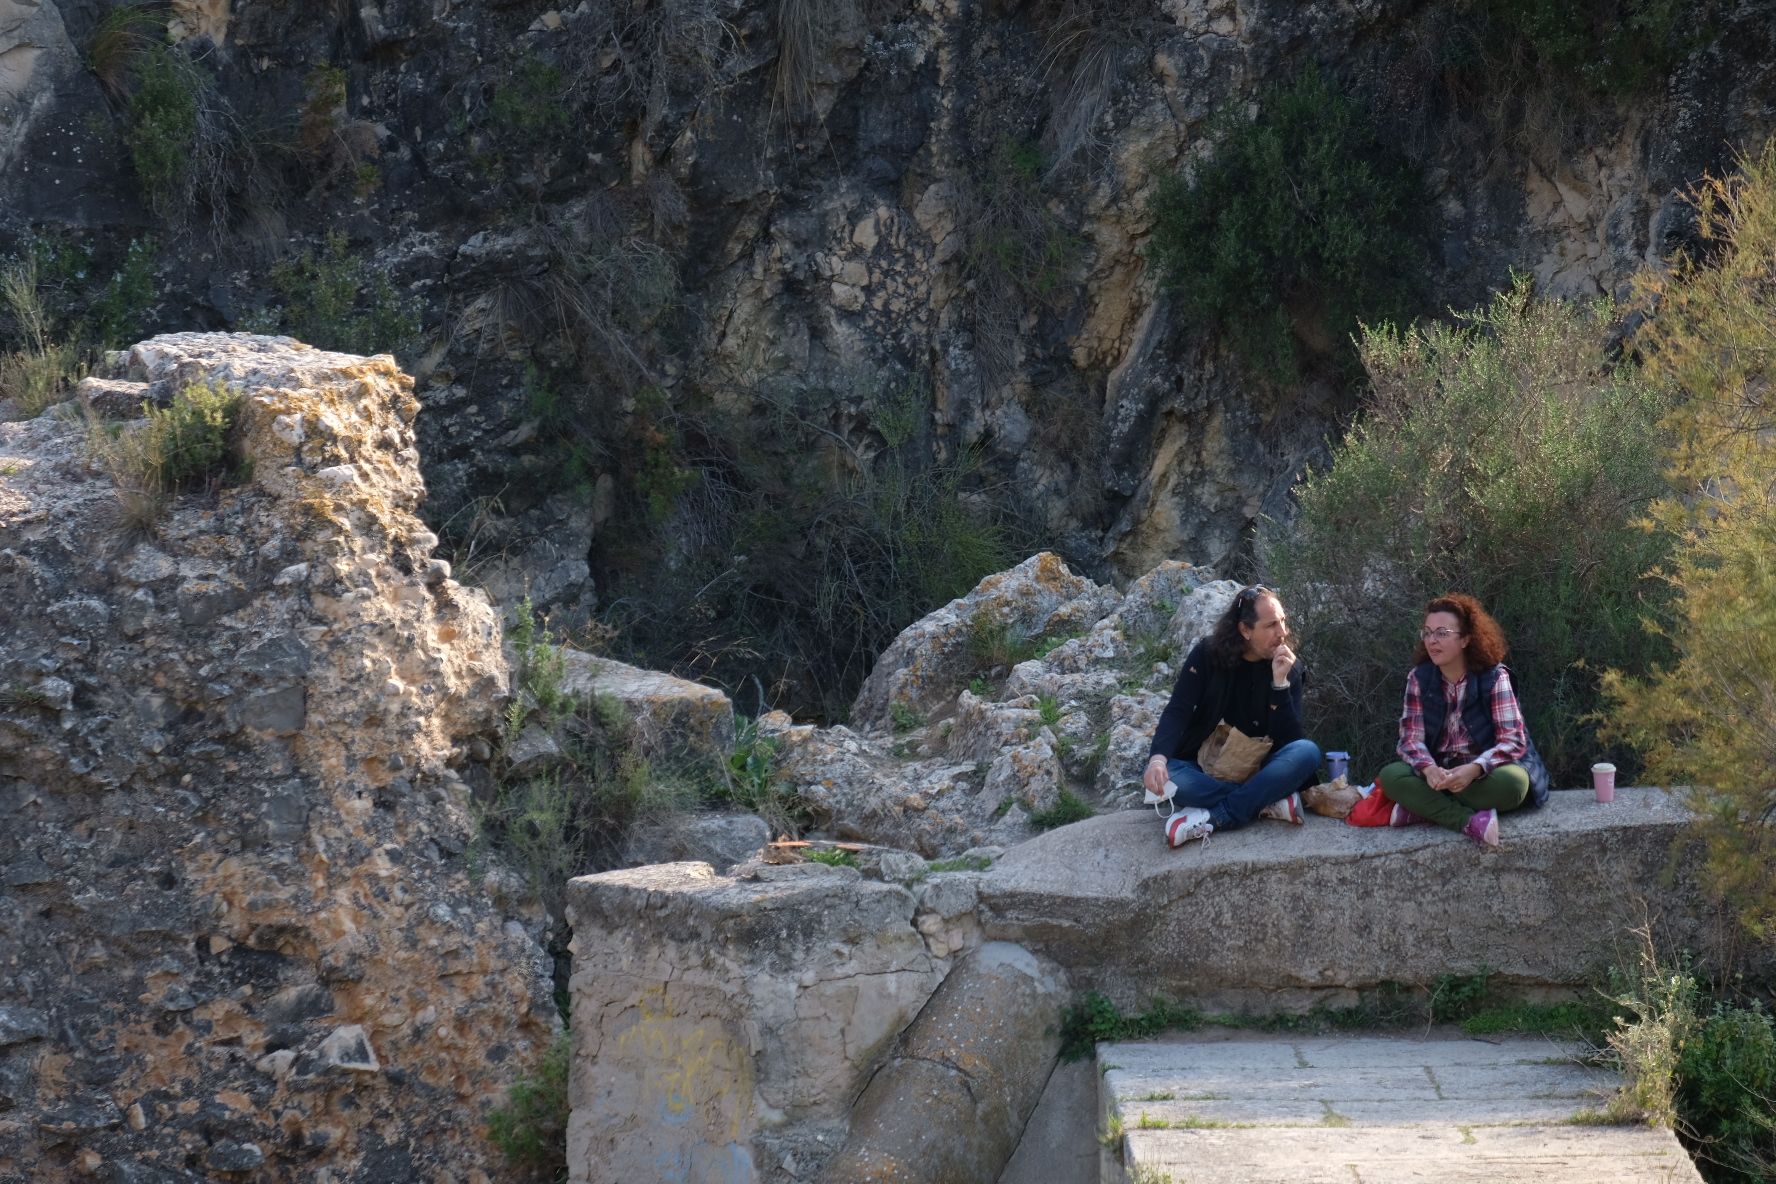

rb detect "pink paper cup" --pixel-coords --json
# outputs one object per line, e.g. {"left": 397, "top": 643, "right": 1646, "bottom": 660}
{"left": 1592, "top": 762, "right": 1617, "bottom": 803}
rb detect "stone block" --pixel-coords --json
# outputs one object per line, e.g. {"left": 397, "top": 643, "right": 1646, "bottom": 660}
{"left": 565, "top": 862, "right": 945, "bottom": 1184}
{"left": 978, "top": 789, "right": 1758, "bottom": 1010}
{"left": 618, "top": 811, "right": 771, "bottom": 872}
{"left": 559, "top": 649, "right": 735, "bottom": 783}
{"left": 816, "top": 943, "right": 1068, "bottom": 1183}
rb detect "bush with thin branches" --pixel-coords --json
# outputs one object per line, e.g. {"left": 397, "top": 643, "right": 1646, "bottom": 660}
{"left": 1263, "top": 277, "right": 1676, "bottom": 786}
{"left": 1603, "top": 137, "right": 1776, "bottom": 943}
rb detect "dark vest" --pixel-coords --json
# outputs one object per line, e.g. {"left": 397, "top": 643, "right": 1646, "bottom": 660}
{"left": 1410, "top": 661, "right": 1550, "bottom": 807}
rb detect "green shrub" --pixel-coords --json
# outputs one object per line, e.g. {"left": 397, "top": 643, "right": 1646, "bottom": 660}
{"left": 1148, "top": 70, "right": 1427, "bottom": 380}
{"left": 487, "top": 1031, "right": 570, "bottom": 1182}
{"left": 506, "top": 599, "right": 572, "bottom": 731}
{"left": 90, "top": 237, "right": 158, "bottom": 347}
{"left": 490, "top": 57, "right": 571, "bottom": 142}
{"left": 1676, "top": 1004, "right": 1776, "bottom": 1181}
{"left": 1027, "top": 789, "right": 1093, "bottom": 831}
{"left": 889, "top": 702, "right": 925, "bottom": 734}
{"left": 806, "top": 848, "right": 858, "bottom": 868}
{"left": 1059, "top": 992, "right": 1204, "bottom": 1061}
{"left": 1602, "top": 139, "right": 1776, "bottom": 943}
{"left": 0, "top": 341, "right": 80, "bottom": 419}
{"left": 1263, "top": 277, "right": 1676, "bottom": 786}
{"left": 594, "top": 375, "right": 1015, "bottom": 723}
{"left": 719, "top": 716, "right": 808, "bottom": 838}
{"left": 1466, "top": 0, "right": 1698, "bottom": 97}
{"left": 1, "top": 237, "right": 162, "bottom": 416}
{"left": 250, "top": 232, "right": 420, "bottom": 357}
{"left": 959, "top": 138, "right": 1085, "bottom": 384}
{"left": 129, "top": 49, "right": 200, "bottom": 218}
{"left": 91, "top": 380, "right": 242, "bottom": 495}
{"left": 482, "top": 689, "right": 695, "bottom": 919}
{"left": 1602, "top": 934, "right": 1776, "bottom": 1181}
{"left": 0, "top": 257, "right": 81, "bottom": 417}
{"left": 124, "top": 45, "right": 247, "bottom": 234}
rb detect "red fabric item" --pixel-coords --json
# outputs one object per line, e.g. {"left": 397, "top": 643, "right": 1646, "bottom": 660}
{"left": 1345, "top": 781, "right": 1394, "bottom": 827}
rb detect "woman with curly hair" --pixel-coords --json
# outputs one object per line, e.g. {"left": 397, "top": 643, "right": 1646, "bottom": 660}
{"left": 1378, "top": 593, "right": 1531, "bottom": 848}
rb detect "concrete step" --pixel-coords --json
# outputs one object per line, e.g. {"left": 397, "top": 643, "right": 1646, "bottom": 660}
{"left": 1098, "top": 1032, "right": 1700, "bottom": 1184}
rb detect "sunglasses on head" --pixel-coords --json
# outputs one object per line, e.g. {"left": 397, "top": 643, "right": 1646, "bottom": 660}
{"left": 1235, "top": 584, "right": 1273, "bottom": 610}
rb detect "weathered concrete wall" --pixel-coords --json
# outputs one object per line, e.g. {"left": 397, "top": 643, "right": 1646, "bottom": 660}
{"left": 564, "top": 861, "right": 947, "bottom": 1184}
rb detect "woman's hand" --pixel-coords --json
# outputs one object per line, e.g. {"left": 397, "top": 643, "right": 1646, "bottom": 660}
{"left": 1143, "top": 755, "right": 1170, "bottom": 796}
{"left": 1426, "top": 763, "right": 1482, "bottom": 793}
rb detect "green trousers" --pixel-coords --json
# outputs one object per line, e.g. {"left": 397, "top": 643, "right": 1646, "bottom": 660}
{"left": 1377, "top": 761, "right": 1530, "bottom": 832}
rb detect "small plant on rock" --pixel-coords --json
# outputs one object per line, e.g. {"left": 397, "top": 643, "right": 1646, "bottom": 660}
{"left": 487, "top": 1030, "right": 570, "bottom": 1182}
{"left": 90, "top": 380, "right": 242, "bottom": 494}
{"left": 889, "top": 701, "right": 925, "bottom": 734}
{"left": 506, "top": 599, "right": 572, "bottom": 732}
{"left": 1026, "top": 789, "right": 1093, "bottom": 832}
{"left": 720, "top": 716, "right": 808, "bottom": 838}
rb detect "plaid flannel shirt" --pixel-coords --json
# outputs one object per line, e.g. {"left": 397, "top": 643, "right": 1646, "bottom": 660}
{"left": 1396, "top": 665, "right": 1527, "bottom": 774}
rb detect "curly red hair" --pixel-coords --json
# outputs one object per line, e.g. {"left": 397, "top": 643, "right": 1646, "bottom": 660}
{"left": 1411, "top": 592, "right": 1509, "bottom": 669}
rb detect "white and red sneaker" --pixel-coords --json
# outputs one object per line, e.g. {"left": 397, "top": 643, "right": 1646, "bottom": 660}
{"left": 1164, "top": 807, "right": 1214, "bottom": 848}
{"left": 1257, "top": 792, "right": 1305, "bottom": 824}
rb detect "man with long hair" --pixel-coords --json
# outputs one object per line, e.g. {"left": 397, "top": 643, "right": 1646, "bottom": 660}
{"left": 1141, "top": 586, "right": 1323, "bottom": 847}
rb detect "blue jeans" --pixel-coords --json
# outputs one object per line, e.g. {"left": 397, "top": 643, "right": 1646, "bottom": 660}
{"left": 1165, "top": 738, "right": 1322, "bottom": 831}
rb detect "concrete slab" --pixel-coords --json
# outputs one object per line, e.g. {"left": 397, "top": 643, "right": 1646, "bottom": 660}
{"left": 1099, "top": 1033, "right": 1701, "bottom": 1184}
{"left": 978, "top": 788, "right": 1753, "bottom": 1008}
{"left": 997, "top": 1058, "right": 1099, "bottom": 1184}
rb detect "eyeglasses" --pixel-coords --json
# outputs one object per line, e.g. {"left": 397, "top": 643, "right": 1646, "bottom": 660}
{"left": 1420, "top": 627, "right": 1465, "bottom": 641}
{"left": 1235, "top": 584, "right": 1273, "bottom": 610}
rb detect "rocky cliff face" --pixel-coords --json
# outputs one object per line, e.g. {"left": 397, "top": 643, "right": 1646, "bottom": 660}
{"left": 0, "top": 335, "right": 556, "bottom": 1182}
{"left": 1, "top": 0, "right": 1772, "bottom": 710}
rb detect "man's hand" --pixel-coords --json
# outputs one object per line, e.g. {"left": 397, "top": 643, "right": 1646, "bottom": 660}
{"left": 1143, "top": 755, "right": 1170, "bottom": 796}
{"left": 1270, "top": 642, "right": 1297, "bottom": 687}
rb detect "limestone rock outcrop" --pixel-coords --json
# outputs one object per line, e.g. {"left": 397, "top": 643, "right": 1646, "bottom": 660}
{"left": 762, "top": 555, "right": 1234, "bottom": 855}
{"left": 0, "top": 334, "right": 556, "bottom": 1182}
{"left": 5, "top": 0, "right": 1771, "bottom": 700}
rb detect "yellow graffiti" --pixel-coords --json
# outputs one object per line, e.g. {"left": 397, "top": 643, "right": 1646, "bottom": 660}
{"left": 613, "top": 986, "right": 753, "bottom": 1142}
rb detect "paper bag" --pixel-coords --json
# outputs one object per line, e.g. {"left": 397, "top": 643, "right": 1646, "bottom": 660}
{"left": 1197, "top": 722, "right": 1272, "bottom": 783}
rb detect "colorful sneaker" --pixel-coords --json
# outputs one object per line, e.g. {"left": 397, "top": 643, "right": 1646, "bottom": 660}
{"left": 1165, "top": 807, "right": 1214, "bottom": 848}
{"left": 1258, "top": 792, "right": 1304, "bottom": 824}
{"left": 1388, "top": 803, "right": 1431, "bottom": 827}
{"left": 1463, "top": 808, "right": 1500, "bottom": 849}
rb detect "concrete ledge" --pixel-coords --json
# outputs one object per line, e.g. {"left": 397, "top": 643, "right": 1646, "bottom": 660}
{"left": 565, "top": 862, "right": 944, "bottom": 1184}
{"left": 978, "top": 788, "right": 1745, "bottom": 1009}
